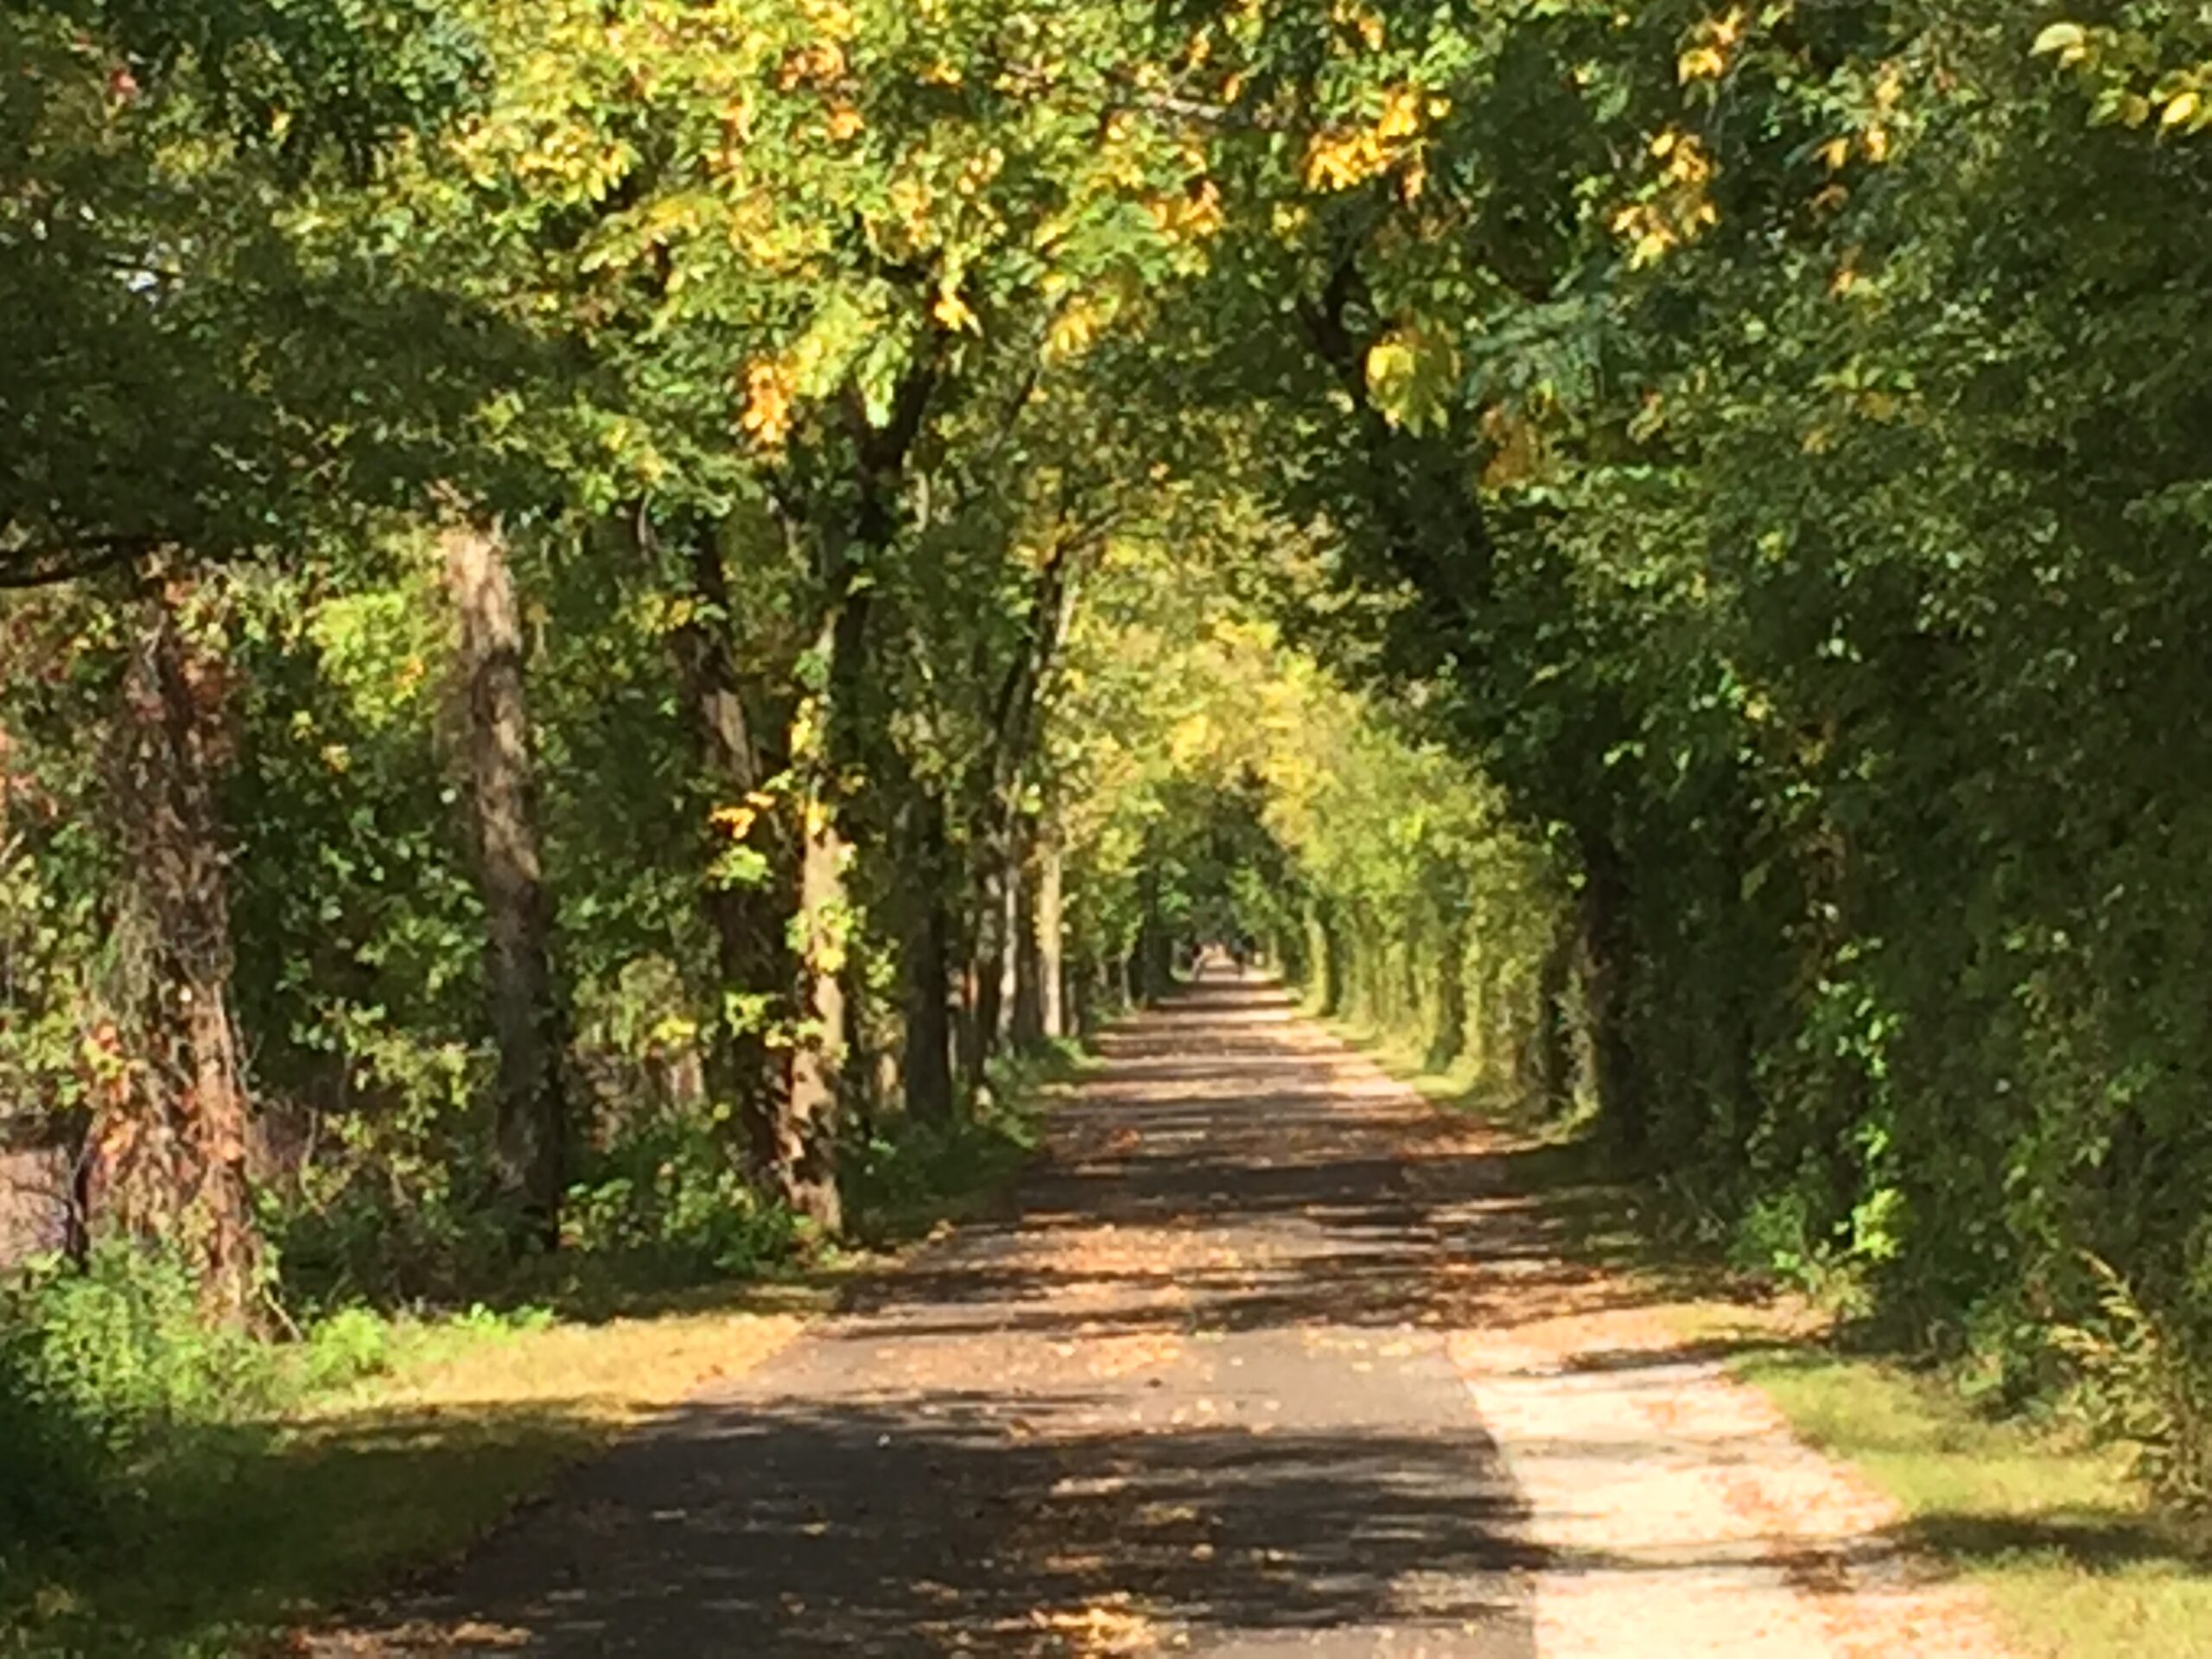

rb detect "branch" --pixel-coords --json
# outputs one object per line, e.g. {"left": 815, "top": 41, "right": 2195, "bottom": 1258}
{"left": 1297, "top": 250, "right": 1371, "bottom": 400}
{"left": 1294, "top": 250, "right": 1496, "bottom": 641}
{"left": 0, "top": 533, "right": 156, "bottom": 590}
{"left": 1123, "top": 91, "right": 1287, "bottom": 131}
{"left": 984, "top": 504, "right": 1117, "bottom": 807}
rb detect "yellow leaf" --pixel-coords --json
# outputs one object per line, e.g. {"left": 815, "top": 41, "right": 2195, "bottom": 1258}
{"left": 2162, "top": 91, "right": 2201, "bottom": 129}
{"left": 1374, "top": 86, "right": 1423, "bottom": 141}
{"left": 740, "top": 359, "right": 795, "bottom": 448}
{"left": 2030, "top": 22, "right": 2086, "bottom": 57}
{"left": 1819, "top": 136, "right": 1851, "bottom": 171}
{"left": 1678, "top": 45, "right": 1726, "bottom": 82}
{"left": 931, "top": 288, "right": 980, "bottom": 333}
{"left": 1045, "top": 298, "right": 1107, "bottom": 362}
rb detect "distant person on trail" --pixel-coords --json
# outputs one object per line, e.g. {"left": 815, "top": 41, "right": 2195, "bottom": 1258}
{"left": 1230, "top": 938, "right": 1250, "bottom": 977}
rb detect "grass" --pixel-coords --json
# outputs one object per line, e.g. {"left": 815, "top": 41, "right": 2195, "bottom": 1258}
{"left": 1725, "top": 1338, "right": 2212, "bottom": 1658}
{"left": 2, "top": 1045, "right": 1083, "bottom": 1658}
{"left": 1329, "top": 1007, "right": 2212, "bottom": 1659}
{"left": 2, "top": 1288, "right": 823, "bottom": 1659}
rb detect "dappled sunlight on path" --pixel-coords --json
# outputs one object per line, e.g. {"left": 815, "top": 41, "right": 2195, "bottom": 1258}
{"left": 308, "top": 982, "right": 2011, "bottom": 1656}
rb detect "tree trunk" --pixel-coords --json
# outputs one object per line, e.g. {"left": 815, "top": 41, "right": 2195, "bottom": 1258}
{"left": 996, "top": 830, "right": 1037, "bottom": 1050}
{"left": 442, "top": 518, "right": 566, "bottom": 1249}
{"left": 1319, "top": 899, "right": 1348, "bottom": 1015}
{"left": 764, "top": 359, "right": 932, "bottom": 1230}
{"left": 784, "top": 766, "right": 847, "bottom": 1234}
{"left": 969, "top": 858, "right": 1005, "bottom": 1089}
{"left": 664, "top": 518, "right": 786, "bottom": 1177}
{"left": 1429, "top": 906, "right": 1471, "bottom": 1070}
{"left": 901, "top": 793, "right": 956, "bottom": 1122}
{"left": 1012, "top": 890, "right": 1043, "bottom": 1045}
{"left": 1036, "top": 836, "right": 1065, "bottom": 1041}
{"left": 1578, "top": 833, "right": 1646, "bottom": 1157}
{"left": 777, "top": 585, "right": 863, "bottom": 1235}
{"left": 1134, "top": 860, "right": 1173, "bottom": 1001}
{"left": 96, "top": 581, "right": 261, "bottom": 1324}
{"left": 840, "top": 954, "right": 887, "bottom": 1140}
{"left": 955, "top": 944, "right": 983, "bottom": 1098}
{"left": 1534, "top": 914, "right": 1575, "bottom": 1114}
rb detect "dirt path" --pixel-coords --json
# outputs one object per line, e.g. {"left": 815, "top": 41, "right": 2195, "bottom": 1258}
{"left": 318, "top": 982, "right": 2012, "bottom": 1656}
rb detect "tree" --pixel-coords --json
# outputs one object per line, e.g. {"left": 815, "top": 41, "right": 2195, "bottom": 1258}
{"left": 442, "top": 516, "right": 568, "bottom": 1247}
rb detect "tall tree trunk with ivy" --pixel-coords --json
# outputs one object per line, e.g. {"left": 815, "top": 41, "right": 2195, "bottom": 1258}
{"left": 664, "top": 517, "right": 789, "bottom": 1178}
{"left": 442, "top": 518, "right": 567, "bottom": 1250}
{"left": 96, "top": 579, "right": 261, "bottom": 1325}
{"left": 780, "top": 601, "right": 851, "bottom": 1235}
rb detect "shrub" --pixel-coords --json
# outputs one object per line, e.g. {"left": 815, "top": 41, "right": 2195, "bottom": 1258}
{"left": 0, "top": 1245, "right": 271, "bottom": 1567}
{"left": 563, "top": 1122, "right": 797, "bottom": 1279}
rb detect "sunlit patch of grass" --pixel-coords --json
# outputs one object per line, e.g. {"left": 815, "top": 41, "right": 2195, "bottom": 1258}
{"left": 303, "top": 1298, "right": 817, "bottom": 1428}
{"left": 1715, "top": 1332, "right": 2212, "bottom": 1659}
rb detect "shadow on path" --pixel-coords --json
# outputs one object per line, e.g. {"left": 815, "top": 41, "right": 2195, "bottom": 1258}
{"left": 320, "top": 982, "right": 1551, "bottom": 1656}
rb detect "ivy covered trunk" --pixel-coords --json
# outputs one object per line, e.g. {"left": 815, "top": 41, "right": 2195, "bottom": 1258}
{"left": 1132, "top": 856, "right": 1172, "bottom": 1001}
{"left": 666, "top": 518, "right": 788, "bottom": 1177}
{"left": 98, "top": 580, "right": 261, "bottom": 1325}
{"left": 442, "top": 518, "right": 567, "bottom": 1249}
{"left": 778, "top": 561, "right": 875, "bottom": 1235}
{"left": 1534, "top": 917, "right": 1578, "bottom": 1116}
{"left": 1010, "top": 837, "right": 1045, "bottom": 1048}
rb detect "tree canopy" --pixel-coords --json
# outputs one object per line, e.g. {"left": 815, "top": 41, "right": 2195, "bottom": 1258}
{"left": 5, "top": 0, "right": 2212, "bottom": 1520}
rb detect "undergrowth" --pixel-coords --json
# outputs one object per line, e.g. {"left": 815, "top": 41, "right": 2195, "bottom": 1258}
{"left": 0, "top": 1040, "right": 1081, "bottom": 1656}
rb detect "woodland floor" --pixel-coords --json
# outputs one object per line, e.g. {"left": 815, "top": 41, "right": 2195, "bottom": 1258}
{"left": 304, "top": 981, "right": 2013, "bottom": 1656}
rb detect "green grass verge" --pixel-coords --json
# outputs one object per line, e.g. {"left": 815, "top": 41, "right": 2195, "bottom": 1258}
{"left": 1732, "top": 1344, "right": 2212, "bottom": 1658}
{"left": 1328, "top": 1010, "right": 2212, "bottom": 1659}
{"left": 0, "top": 1045, "right": 1085, "bottom": 1659}
{"left": 2, "top": 1296, "right": 823, "bottom": 1659}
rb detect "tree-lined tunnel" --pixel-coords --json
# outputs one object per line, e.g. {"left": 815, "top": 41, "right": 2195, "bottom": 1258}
{"left": 5, "top": 0, "right": 2212, "bottom": 1651}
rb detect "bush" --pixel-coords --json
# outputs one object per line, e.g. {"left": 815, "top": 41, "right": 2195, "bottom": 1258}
{"left": 842, "top": 1050, "right": 1057, "bottom": 1246}
{"left": 563, "top": 1122, "right": 797, "bottom": 1279}
{"left": 296, "top": 1305, "right": 396, "bottom": 1392}
{"left": 0, "top": 1246, "right": 271, "bottom": 1567}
